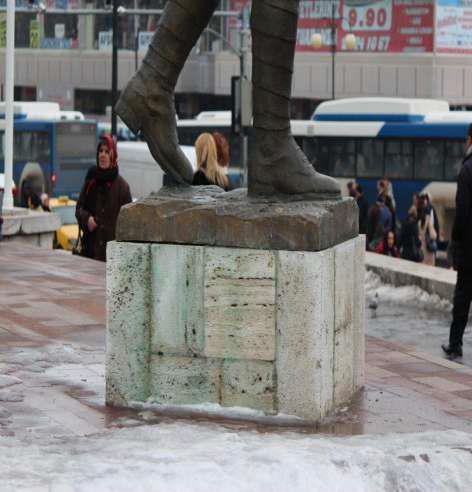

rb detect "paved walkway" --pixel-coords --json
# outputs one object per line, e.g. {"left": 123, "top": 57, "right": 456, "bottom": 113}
{"left": 1, "top": 243, "right": 472, "bottom": 440}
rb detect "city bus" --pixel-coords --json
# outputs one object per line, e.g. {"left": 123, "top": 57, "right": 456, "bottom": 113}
{"left": 0, "top": 102, "right": 97, "bottom": 205}
{"left": 310, "top": 97, "right": 470, "bottom": 240}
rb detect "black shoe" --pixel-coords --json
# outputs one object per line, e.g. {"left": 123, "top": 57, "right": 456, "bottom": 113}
{"left": 441, "top": 344, "right": 463, "bottom": 358}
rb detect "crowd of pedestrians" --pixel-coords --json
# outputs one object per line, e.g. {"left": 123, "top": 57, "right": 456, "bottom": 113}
{"left": 349, "top": 180, "right": 440, "bottom": 266}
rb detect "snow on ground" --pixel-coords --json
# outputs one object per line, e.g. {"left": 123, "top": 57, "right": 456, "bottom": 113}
{"left": 1, "top": 423, "right": 472, "bottom": 492}
{"left": 365, "top": 271, "right": 452, "bottom": 313}
{"left": 364, "top": 271, "right": 472, "bottom": 366}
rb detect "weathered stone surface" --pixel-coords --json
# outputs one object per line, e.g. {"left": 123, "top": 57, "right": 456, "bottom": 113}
{"left": 275, "top": 249, "right": 335, "bottom": 421}
{"left": 204, "top": 248, "right": 276, "bottom": 361}
{"left": 150, "top": 244, "right": 205, "bottom": 356}
{"left": 149, "top": 355, "right": 221, "bottom": 405}
{"left": 106, "top": 238, "right": 365, "bottom": 420}
{"left": 333, "top": 240, "right": 355, "bottom": 407}
{"left": 221, "top": 359, "right": 276, "bottom": 413}
{"left": 2, "top": 209, "right": 60, "bottom": 236}
{"left": 106, "top": 242, "right": 152, "bottom": 406}
{"left": 116, "top": 186, "right": 358, "bottom": 252}
{"left": 353, "top": 235, "right": 366, "bottom": 391}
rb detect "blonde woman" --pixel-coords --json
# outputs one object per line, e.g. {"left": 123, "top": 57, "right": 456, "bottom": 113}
{"left": 192, "top": 133, "right": 230, "bottom": 191}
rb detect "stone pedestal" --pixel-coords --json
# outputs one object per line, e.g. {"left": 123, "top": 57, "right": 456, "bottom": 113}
{"left": 106, "top": 187, "right": 365, "bottom": 421}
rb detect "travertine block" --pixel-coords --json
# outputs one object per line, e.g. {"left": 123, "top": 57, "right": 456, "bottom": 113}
{"left": 221, "top": 359, "right": 276, "bottom": 413}
{"left": 353, "top": 235, "right": 366, "bottom": 390}
{"left": 204, "top": 249, "right": 276, "bottom": 361}
{"left": 150, "top": 355, "right": 221, "bottom": 405}
{"left": 275, "top": 249, "right": 335, "bottom": 421}
{"left": 106, "top": 242, "right": 151, "bottom": 406}
{"left": 333, "top": 240, "right": 355, "bottom": 406}
{"left": 151, "top": 244, "right": 205, "bottom": 356}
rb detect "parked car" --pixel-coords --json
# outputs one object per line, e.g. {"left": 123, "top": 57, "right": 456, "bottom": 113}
{"left": 49, "top": 196, "right": 79, "bottom": 251}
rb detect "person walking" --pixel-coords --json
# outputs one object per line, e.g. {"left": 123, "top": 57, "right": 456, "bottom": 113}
{"left": 355, "top": 184, "right": 369, "bottom": 235}
{"left": 398, "top": 208, "right": 423, "bottom": 263}
{"left": 75, "top": 135, "right": 132, "bottom": 262}
{"left": 442, "top": 124, "right": 472, "bottom": 359}
{"left": 418, "top": 203, "right": 437, "bottom": 266}
{"left": 192, "top": 133, "right": 230, "bottom": 191}
{"left": 367, "top": 197, "right": 385, "bottom": 251}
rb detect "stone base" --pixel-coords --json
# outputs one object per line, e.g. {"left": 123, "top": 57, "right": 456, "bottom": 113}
{"left": 116, "top": 187, "right": 358, "bottom": 252}
{"left": 1, "top": 209, "right": 61, "bottom": 249}
{"left": 106, "top": 236, "right": 365, "bottom": 421}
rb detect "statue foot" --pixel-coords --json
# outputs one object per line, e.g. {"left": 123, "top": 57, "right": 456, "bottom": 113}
{"left": 115, "top": 73, "right": 194, "bottom": 185}
{"left": 248, "top": 130, "right": 341, "bottom": 199}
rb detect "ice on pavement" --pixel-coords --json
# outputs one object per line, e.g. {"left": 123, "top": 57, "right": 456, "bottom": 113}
{"left": 2, "top": 423, "right": 472, "bottom": 492}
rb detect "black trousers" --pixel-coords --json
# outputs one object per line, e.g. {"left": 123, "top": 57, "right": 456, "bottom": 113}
{"left": 449, "top": 269, "right": 472, "bottom": 348}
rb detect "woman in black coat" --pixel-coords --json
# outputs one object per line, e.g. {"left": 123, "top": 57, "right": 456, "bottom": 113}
{"left": 398, "top": 208, "right": 423, "bottom": 262}
{"left": 76, "top": 135, "right": 132, "bottom": 261}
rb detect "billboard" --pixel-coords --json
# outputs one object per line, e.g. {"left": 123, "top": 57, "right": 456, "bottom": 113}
{"left": 297, "top": 0, "right": 434, "bottom": 52}
{"left": 230, "top": 0, "right": 434, "bottom": 53}
{"left": 436, "top": 0, "right": 472, "bottom": 54}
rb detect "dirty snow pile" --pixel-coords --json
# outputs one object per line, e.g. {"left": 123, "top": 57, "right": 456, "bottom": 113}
{"left": 2, "top": 423, "right": 472, "bottom": 492}
{"left": 365, "top": 271, "right": 452, "bottom": 312}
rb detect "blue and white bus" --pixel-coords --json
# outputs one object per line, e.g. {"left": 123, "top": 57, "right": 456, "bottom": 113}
{"left": 0, "top": 102, "right": 97, "bottom": 204}
{"left": 309, "top": 97, "right": 472, "bottom": 238}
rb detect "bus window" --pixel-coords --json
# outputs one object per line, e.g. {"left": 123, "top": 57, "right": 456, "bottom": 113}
{"left": 445, "top": 140, "right": 464, "bottom": 181}
{"left": 414, "top": 140, "right": 444, "bottom": 180}
{"left": 329, "top": 139, "right": 355, "bottom": 177}
{"left": 310, "top": 138, "right": 330, "bottom": 175}
{"left": 13, "top": 131, "right": 51, "bottom": 163}
{"left": 357, "top": 139, "right": 383, "bottom": 178}
{"left": 385, "top": 140, "right": 413, "bottom": 179}
{"left": 56, "top": 122, "right": 96, "bottom": 160}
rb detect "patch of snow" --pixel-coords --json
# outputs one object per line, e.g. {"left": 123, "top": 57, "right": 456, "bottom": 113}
{"left": 1, "top": 424, "right": 472, "bottom": 492}
{"left": 0, "top": 375, "right": 22, "bottom": 389}
{"left": 132, "top": 401, "right": 303, "bottom": 425}
{"left": 365, "top": 271, "right": 452, "bottom": 312}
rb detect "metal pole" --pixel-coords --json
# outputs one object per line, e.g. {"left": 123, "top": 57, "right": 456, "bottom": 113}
{"left": 2, "top": 0, "right": 15, "bottom": 210}
{"left": 134, "top": 0, "right": 138, "bottom": 71}
{"left": 331, "top": 0, "right": 336, "bottom": 100}
{"left": 239, "top": 9, "right": 249, "bottom": 188}
{"left": 111, "top": 0, "right": 118, "bottom": 137}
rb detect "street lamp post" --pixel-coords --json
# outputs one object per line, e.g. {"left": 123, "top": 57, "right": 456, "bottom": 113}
{"left": 311, "top": 2, "right": 356, "bottom": 100}
{"left": 111, "top": 0, "right": 119, "bottom": 137}
{"left": 2, "top": 0, "right": 15, "bottom": 211}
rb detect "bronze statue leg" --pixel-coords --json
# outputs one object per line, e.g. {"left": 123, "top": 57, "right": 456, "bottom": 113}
{"left": 115, "top": 0, "right": 219, "bottom": 184}
{"left": 249, "top": 0, "right": 340, "bottom": 198}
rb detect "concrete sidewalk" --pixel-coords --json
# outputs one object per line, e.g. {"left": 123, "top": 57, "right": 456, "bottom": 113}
{"left": 1, "top": 243, "right": 472, "bottom": 440}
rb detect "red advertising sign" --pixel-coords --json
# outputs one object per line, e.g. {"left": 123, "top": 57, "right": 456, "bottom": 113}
{"left": 297, "top": 0, "right": 434, "bottom": 53}
{"left": 229, "top": 0, "right": 250, "bottom": 29}
{"left": 229, "top": 0, "right": 433, "bottom": 53}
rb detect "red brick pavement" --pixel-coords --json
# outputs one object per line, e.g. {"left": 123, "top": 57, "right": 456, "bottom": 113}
{"left": 1, "top": 242, "right": 472, "bottom": 439}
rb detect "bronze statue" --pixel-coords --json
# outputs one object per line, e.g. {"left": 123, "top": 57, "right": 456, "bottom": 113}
{"left": 116, "top": 0, "right": 340, "bottom": 198}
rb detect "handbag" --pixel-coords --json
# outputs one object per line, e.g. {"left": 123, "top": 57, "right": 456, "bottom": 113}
{"left": 72, "top": 226, "right": 84, "bottom": 256}
{"left": 425, "top": 217, "right": 438, "bottom": 253}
